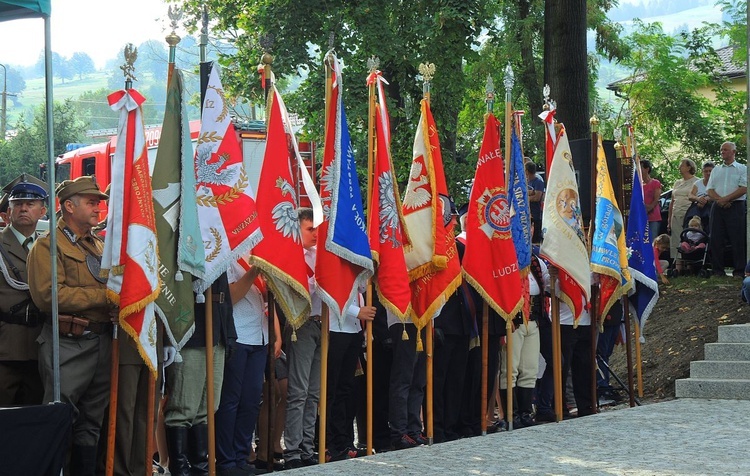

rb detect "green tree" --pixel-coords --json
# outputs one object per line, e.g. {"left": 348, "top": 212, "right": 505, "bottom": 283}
{"left": 4, "top": 66, "right": 26, "bottom": 104}
{"left": 610, "top": 19, "right": 745, "bottom": 186}
{"left": 70, "top": 52, "right": 96, "bottom": 80}
{"left": 0, "top": 99, "right": 87, "bottom": 185}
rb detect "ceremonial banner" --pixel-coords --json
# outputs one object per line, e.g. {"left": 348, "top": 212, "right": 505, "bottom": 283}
{"left": 591, "top": 135, "right": 632, "bottom": 323}
{"left": 538, "top": 102, "right": 558, "bottom": 174}
{"left": 192, "top": 63, "right": 262, "bottom": 294}
{"left": 539, "top": 127, "right": 590, "bottom": 323}
{"left": 463, "top": 113, "right": 522, "bottom": 321}
{"left": 509, "top": 126, "right": 532, "bottom": 319}
{"left": 248, "top": 85, "right": 311, "bottom": 330}
{"left": 103, "top": 87, "right": 160, "bottom": 373}
{"left": 317, "top": 55, "right": 374, "bottom": 326}
{"left": 403, "top": 99, "right": 461, "bottom": 330}
{"left": 367, "top": 70, "right": 412, "bottom": 320}
{"left": 626, "top": 162, "right": 659, "bottom": 331}
{"left": 403, "top": 100, "right": 452, "bottom": 279}
{"left": 151, "top": 70, "right": 198, "bottom": 349}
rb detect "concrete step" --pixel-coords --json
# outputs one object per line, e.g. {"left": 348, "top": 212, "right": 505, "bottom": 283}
{"left": 704, "top": 343, "right": 750, "bottom": 361}
{"left": 690, "top": 360, "right": 750, "bottom": 379}
{"left": 676, "top": 378, "right": 750, "bottom": 400}
{"left": 718, "top": 324, "right": 750, "bottom": 344}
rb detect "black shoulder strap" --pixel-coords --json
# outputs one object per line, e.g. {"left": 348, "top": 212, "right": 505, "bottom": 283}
{"left": 0, "top": 241, "right": 23, "bottom": 282}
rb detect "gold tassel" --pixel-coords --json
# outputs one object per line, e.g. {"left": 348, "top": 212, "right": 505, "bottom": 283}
{"left": 402, "top": 323, "right": 408, "bottom": 341}
{"left": 291, "top": 329, "right": 298, "bottom": 342}
{"left": 416, "top": 332, "right": 423, "bottom": 352}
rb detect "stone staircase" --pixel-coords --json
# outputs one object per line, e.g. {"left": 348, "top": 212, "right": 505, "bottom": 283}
{"left": 675, "top": 324, "right": 750, "bottom": 400}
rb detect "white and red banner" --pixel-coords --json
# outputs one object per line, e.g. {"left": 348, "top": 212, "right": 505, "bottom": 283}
{"left": 367, "top": 70, "right": 412, "bottom": 321}
{"left": 403, "top": 99, "right": 461, "bottom": 330}
{"left": 192, "top": 63, "right": 263, "bottom": 294}
{"left": 539, "top": 127, "right": 590, "bottom": 323}
{"left": 248, "top": 85, "right": 312, "bottom": 330}
{"left": 463, "top": 113, "right": 523, "bottom": 321}
{"left": 104, "top": 88, "right": 160, "bottom": 374}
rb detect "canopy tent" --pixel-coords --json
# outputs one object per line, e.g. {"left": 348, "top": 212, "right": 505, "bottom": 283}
{"left": 0, "top": 0, "right": 61, "bottom": 403}
{"left": 0, "top": 0, "right": 50, "bottom": 20}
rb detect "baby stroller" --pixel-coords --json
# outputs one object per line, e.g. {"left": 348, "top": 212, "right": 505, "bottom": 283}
{"left": 673, "top": 227, "right": 709, "bottom": 276}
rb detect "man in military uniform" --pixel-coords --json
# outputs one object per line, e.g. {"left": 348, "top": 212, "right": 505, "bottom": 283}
{"left": 0, "top": 178, "right": 48, "bottom": 406}
{"left": 28, "top": 176, "right": 113, "bottom": 476}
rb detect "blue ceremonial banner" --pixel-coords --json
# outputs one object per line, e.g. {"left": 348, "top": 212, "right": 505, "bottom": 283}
{"left": 510, "top": 127, "right": 532, "bottom": 273}
{"left": 316, "top": 54, "right": 374, "bottom": 326}
{"left": 626, "top": 163, "right": 659, "bottom": 331}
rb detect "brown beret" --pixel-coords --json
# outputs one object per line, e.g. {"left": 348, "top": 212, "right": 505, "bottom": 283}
{"left": 56, "top": 176, "right": 109, "bottom": 202}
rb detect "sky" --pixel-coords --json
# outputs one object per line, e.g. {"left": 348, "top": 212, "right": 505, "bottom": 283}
{"left": 0, "top": 0, "right": 172, "bottom": 69}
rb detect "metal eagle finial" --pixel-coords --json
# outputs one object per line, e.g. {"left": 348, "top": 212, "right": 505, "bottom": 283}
{"left": 120, "top": 43, "right": 138, "bottom": 84}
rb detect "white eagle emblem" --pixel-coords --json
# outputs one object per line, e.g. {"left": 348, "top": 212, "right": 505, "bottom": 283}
{"left": 272, "top": 178, "right": 301, "bottom": 243}
{"left": 195, "top": 143, "right": 237, "bottom": 186}
{"left": 377, "top": 172, "right": 401, "bottom": 248}
{"left": 402, "top": 159, "right": 430, "bottom": 210}
{"left": 477, "top": 187, "right": 512, "bottom": 239}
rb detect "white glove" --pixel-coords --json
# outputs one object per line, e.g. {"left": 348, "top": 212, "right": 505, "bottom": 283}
{"left": 163, "top": 346, "right": 177, "bottom": 368}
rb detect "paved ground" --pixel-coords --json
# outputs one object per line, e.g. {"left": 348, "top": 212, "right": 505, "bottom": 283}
{"left": 288, "top": 399, "right": 750, "bottom": 475}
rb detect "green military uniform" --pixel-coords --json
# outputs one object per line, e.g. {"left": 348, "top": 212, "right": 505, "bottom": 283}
{"left": 28, "top": 177, "right": 112, "bottom": 475}
{"left": 0, "top": 225, "right": 44, "bottom": 405}
{"left": 29, "top": 218, "right": 111, "bottom": 442}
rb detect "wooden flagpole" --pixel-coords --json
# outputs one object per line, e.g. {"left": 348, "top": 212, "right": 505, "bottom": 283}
{"left": 365, "top": 56, "right": 379, "bottom": 455}
{"left": 589, "top": 116, "right": 600, "bottom": 413}
{"left": 479, "top": 75, "right": 495, "bottom": 436}
{"left": 106, "top": 46, "right": 140, "bottom": 476}
{"left": 614, "top": 127, "right": 638, "bottom": 406}
{"left": 625, "top": 118, "right": 644, "bottom": 400}
{"left": 419, "top": 62, "right": 435, "bottom": 446}
{"left": 502, "top": 64, "right": 515, "bottom": 430}
{"left": 549, "top": 267, "right": 563, "bottom": 421}
{"left": 259, "top": 44, "right": 279, "bottom": 470}
{"left": 318, "top": 50, "right": 335, "bottom": 465}
{"left": 197, "top": 8, "right": 217, "bottom": 475}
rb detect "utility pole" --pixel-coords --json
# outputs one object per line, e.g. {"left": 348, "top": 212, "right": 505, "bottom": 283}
{"left": 0, "top": 63, "right": 7, "bottom": 140}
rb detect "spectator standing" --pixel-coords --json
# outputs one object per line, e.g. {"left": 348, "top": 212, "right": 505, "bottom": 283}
{"left": 28, "top": 177, "right": 113, "bottom": 475}
{"left": 706, "top": 141, "right": 747, "bottom": 278}
{"left": 667, "top": 159, "right": 699, "bottom": 253}
{"left": 640, "top": 159, "right": 662, "bottom": 243}
{"left": 215, "top": 261, "right": 279, "bottom": 476}
{"left": 0, "top": 178, "right": 48, "bottom": 406}
{"left": 283, "top": 208, "right": 322, "bottom": 469}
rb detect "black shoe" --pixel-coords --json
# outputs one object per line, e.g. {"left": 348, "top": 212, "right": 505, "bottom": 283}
{"left": 411, "top": 433, "right": 428, "bottom": 445}
{"left": 301, "top": 456, "right": 318, "bottom": 466}
{"left": 392, "top": 433, "right": 419, "bottom": 450}
{"left": 519, "top": 413, "right": 537, "bottom": 428}
{"left": 254, "top": 459, "right": 283, "bottom": 472}
{"left": 534, "top": 412, "right": 556, "bottom": 423}
{"left": 328, "top": 449, "right": 351, "bottom": 462}
{"left": 284, "top": 458, "right": 303, "bottom": 469}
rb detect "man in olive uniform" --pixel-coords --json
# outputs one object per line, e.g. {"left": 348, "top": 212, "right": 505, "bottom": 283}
{"left": 28, "top": 176, "right": 113, "bottom": 476}
{"left": 0, "top": 178, "right": 48, "bottom": 406}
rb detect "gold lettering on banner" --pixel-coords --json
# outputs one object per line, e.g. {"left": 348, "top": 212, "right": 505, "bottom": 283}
{"left": 231, "top": 211, "right": 258, "bottom": 235}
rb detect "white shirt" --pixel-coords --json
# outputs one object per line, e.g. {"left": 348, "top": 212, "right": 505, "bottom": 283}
{"left": 706, "top": 160, "right": 747, "bottom": 200}
{"left": 227, "top": 261, "right": 268, "bottom": 345}
{"left": 9, "top": 225, "right": 34, "bottom": 249}
{"left": 529, "top": 258, "right": 550, "bottom": 296}
{"left": 559, "top": 296, "right": 590, "bottom": 326}
{"left": 305, "top": 247, "right": 322, "bottom": 316}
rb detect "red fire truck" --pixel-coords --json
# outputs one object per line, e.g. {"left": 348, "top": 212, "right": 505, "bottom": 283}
{"left": 48, "top": 120, "right": 317, "bottom": 221}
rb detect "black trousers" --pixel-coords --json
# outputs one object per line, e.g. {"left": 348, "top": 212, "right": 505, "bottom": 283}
{"left": 433, "top": 333, "right": 470, "bottom": 443}
{"left": 326, "top": 331, "right": 362, "bottom": 453}
{"left": 538, "top": 324, "right": 594, "bottom": 416}
{"left": 458, "top": 335, "right": 499, "bottom": 436}
{"left": 709, "top": 201, "right": 747, "bottom": 274}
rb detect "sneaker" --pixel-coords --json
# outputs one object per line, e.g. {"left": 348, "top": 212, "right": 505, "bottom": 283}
{"left": 393, "top": 433, "right": 419, "bottom": 450}
{"left": 411, "top": 433, "right": 428, "bottom": 446}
